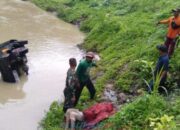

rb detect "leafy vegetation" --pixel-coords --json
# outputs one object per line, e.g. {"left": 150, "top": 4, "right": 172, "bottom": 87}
{"left": 31, "top": 0, "right": 180, "bottom": 130}
{"left": 103, "top": 94, "right": 180, "bottom": 130}
{"left": 149, "top": 114, "right": 176, "bottom": 130}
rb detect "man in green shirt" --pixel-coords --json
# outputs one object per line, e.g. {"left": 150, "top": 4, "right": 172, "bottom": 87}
{"left": 75, "top": 52, "right": 97, "bottom": 105}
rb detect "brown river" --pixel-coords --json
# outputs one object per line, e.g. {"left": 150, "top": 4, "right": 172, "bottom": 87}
{"left": 0, "top": 0, "right": 84, "bottom": 130}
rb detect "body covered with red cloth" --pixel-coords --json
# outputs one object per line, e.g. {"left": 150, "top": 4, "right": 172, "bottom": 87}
{"left": 83, "top": 102, "right": 115, "bottom": 129}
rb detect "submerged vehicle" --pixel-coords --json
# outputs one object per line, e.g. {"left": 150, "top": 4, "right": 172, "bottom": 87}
{"left": 0, "top": 40, "right": 29, "bottom": 83}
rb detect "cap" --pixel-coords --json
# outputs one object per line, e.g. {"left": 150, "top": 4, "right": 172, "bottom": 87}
{"left": 86, "top": 52, "right": 94, "bottom": 59}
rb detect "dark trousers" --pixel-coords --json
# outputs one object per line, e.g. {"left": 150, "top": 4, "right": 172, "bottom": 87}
{"left": 164, "top": 37, "right": 176, "bottom": 57}
{"left": 148, "top": 77, "right": 166, "bottom": 93}
{"left": 63, "top": 89, "right": 74, "bottom": 113}
{"left": 75, "top": 78, "right": 96, "bottom": 106}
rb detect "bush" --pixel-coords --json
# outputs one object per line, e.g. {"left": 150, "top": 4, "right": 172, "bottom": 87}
{"left": 105, "top": 94, "right": 167, "bottom": 130}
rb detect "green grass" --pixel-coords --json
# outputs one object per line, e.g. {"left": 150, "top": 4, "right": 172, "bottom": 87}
{"left": 31, "top": 0, "right": 180, "bottom": 92}
{"left": 105, "top": 94, "right": 167, "bottom": 130}
{"left": 102, "top": 94, "right": 180, "bottom": 130}
{"left": 32, "top": 0, "right": 180, "bottom": 129}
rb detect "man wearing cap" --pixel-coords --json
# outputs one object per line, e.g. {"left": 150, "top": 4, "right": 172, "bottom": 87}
{"left": 157, "top": 8, "right": 180, "bottom": 57}
{"left": 75, "top": 52, "right": 97, "bottom": 105}
{"left": 149, "top": 45, "right": 169, "bottom": 92}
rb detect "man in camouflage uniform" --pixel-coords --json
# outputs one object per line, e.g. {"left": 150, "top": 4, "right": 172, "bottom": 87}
{"left": 63, "top": 58, "right": 79, "bottom": 112}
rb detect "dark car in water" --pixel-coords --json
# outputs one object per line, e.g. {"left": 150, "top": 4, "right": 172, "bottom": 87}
{"left": 0, "top": 40, "right": 29, "bottom": 83}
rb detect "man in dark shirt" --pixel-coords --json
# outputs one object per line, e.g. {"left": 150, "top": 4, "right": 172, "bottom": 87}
{"left": 149, "top": 45, "right": 169, "bottom": 92}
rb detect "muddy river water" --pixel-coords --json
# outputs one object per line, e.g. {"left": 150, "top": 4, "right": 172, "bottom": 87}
{"left": 0, "top": 0, "right": 84, "bottom": 130}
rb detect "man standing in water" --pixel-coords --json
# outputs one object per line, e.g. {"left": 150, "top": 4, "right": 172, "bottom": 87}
{"left": 75, "top": 52, "right": 97, "bottom": 105}
{"left": 157, "top": 8, "right": 180, "bottom": 57}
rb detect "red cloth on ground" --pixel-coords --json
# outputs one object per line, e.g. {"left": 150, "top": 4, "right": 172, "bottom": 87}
{"left": 83, "top": 102, "right": 115, "bottom": 128}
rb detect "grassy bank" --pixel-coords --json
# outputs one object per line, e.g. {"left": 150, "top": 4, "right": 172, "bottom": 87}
{"left": 31, "top": 0, "right": 180, "bottom": 130}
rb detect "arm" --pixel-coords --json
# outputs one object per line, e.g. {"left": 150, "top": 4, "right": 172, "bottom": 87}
{"left": 92, "top": 61, "right": 97, "bottom": 67}
{"left": 157, "top": 17, "right": 171, "bottom": 25}
{"left": 159, "top": 19, "right": 170, "bottom": 24}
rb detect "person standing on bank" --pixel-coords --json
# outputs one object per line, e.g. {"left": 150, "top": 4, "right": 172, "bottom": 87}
{"left": 149, "top": 45, "right": 169, "bottom": 93}
{"left": 63, "top": 58, "right": 79, "bottom": 112}
{"left": 157, "top": 8, "right": 180, "bottom": 57}
{"left": 75, "top": 52, "right": 97, "bottom": 105}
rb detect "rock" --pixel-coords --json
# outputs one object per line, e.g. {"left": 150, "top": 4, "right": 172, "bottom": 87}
{"left": 52, "top": 11, "right": 58, "bottom": 16}
{"left": 103, "top": 84, "right": 118, "bottom": 103}
{"left": 126, "top": 99, "right": 130, "bottom": 103}
{"left": 96, "top": 71, "right": 104, "bottom": 77}
{"left": 105, "top": 83, "right": 114, "bottom": 90}
{"left": 137, "top": 89, "right": 144, "bottom": 95}
{"left": 118, "top": 93, "right": 127, "bottom": 104}
{"left": 129, "top": 89, "right": 134, "bottom": 94}
{"left": 104, "top": 89, "right": 117, "bottom": 102}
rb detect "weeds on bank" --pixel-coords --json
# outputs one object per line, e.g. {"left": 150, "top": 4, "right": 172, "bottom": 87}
{"left": 33, "top": 0, "right": 180, "bottom": 92}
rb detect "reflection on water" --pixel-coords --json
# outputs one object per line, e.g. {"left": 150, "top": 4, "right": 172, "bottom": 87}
{"left": 0, "top": 76, "right": 27, "bottom": 105}
{"left": 0, "top": 0, "right": 84, "bottom": 130}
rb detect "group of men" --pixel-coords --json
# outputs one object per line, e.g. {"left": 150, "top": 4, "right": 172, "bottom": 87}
{"left": 150, "top": 8, "right": 180, "bottom": 92}
{"left": 62, "top": 8, "right": 180, "bottom": 130}
{"left": 63, "top": 52, "right": 96, "bottom": 112}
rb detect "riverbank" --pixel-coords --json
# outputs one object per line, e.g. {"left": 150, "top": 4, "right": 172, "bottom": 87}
{"left": 31, "top": 0, "right": 180, "bottom": 130}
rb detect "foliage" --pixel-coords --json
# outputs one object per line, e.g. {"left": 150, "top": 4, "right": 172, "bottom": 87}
{"left": 149, "top": 115, "right": 176, "bottom": 130}
{"left": 104, "top": 94, "right": 167, "bottom": 130}
{"left": 134, "top": 60, "right": 154, "bottom": 81}
{"left": 40, "top": 101, "right": 64, "bottom": 130}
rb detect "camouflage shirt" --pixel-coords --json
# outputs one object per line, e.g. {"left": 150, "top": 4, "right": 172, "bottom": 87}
{"left": 65, "top": 68, "right": 79, "bottom": 96}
